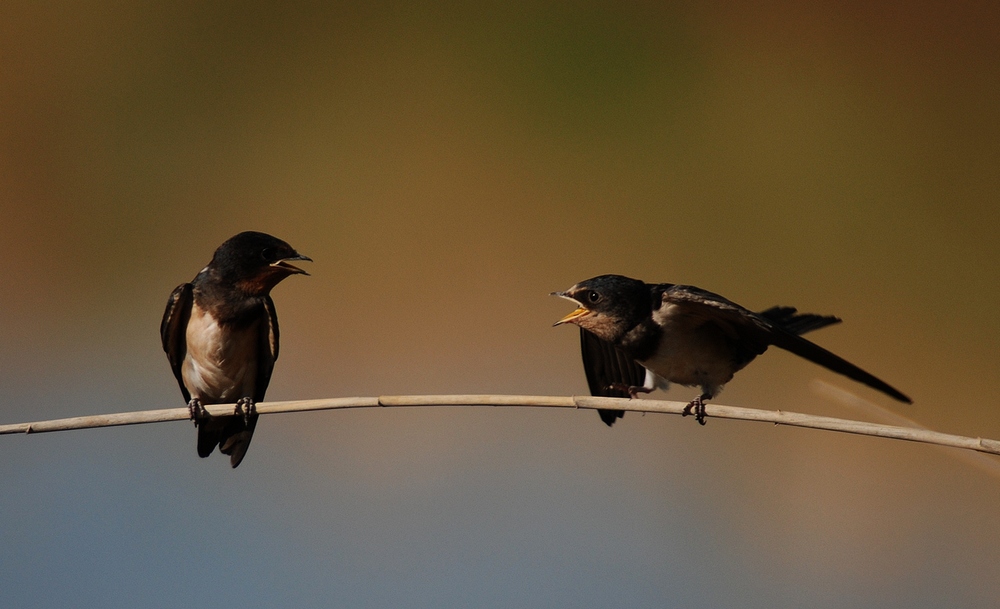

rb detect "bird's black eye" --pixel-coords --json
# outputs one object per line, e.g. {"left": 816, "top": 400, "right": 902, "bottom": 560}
{"left": 261, "top": 247, "right": 275, "bottom": 262}
{"left": 586, "top": 290, "right": 601, "bottom": 304}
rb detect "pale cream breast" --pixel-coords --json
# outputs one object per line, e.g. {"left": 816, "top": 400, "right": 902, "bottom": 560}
{"left": 181, "top": 304, "right": 260, "bottom": 403}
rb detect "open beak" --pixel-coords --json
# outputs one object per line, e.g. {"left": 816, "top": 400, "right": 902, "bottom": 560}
{"left": 553, "top": 306, "right": 590, "bottom": 326}
{"left": 270, "top": 254, "right": 312, "bottom": 276}
{"left": 550, "top": 291, "right": 589, "bottom": 326}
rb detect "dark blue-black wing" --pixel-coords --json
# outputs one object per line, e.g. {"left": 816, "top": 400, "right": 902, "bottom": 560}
{"left": 160, "top": 283, "right": 194, "bottom": 403}
{"left": 580, "top": 328, "right": 647, "bottom": 427}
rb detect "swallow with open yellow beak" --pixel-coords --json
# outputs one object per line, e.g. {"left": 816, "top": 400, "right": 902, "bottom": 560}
{"left": 553, "top": 274, "right": 910, "bottom": 425}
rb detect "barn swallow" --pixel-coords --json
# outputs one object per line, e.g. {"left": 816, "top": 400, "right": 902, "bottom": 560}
{"left": 553, "top": 274, "right": 910, "bottom": 426}
{"left": 160, "top": 231, "right": 310, "bottom": 467}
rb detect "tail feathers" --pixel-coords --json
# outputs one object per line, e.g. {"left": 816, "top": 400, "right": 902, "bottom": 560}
{"left": 769, "top": 331, "right": 912, "bottom": 404}
{"left": 759, "top": 306, "right": 841, "bottom": 336}
{"left": 196, "top": 423, "right": 221, "bottom": 459}
{"left": 597, "top": 409, "right": 625, "bottom": 426}
{"left": 196, "top": 414, "right": 258, "bottom": 468}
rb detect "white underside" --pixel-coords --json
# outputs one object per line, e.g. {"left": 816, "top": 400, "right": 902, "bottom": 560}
{"left": 643, "top": 368, "right": 671, "bottom": 392}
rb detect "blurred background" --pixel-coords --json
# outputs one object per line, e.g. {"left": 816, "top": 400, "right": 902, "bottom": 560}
{"left": 2, "top": 1, "right": 999, "bottom": 607}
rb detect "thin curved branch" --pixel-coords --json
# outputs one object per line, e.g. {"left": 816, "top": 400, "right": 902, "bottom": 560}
{"left": 1, "top": 395, "right": 998, "bottom": 456}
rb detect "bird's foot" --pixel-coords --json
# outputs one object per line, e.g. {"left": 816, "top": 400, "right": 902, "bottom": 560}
{"left": 607, "top": 383, "right": 654, "bottom": 399}
{"left": 682, "top": 394, "right": 709, "bottom": 425}
{"left": 187, "top": 398, "right": 209, "bottom": 427}
{"left": 234, "top": 397, "right": 256, "bottom": 426}
{"left": 628, "top": 385, "right": 654, "bottom": 399}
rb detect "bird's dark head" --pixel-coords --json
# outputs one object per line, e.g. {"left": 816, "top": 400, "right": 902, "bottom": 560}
{"left": 551, "top": 274, "right": 651, "bottom": 342}
{"left": 209, "top": 231, "right": 312, "bottom": 296}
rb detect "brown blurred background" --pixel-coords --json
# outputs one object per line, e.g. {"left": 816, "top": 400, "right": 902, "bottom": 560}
{"left": 2, "top": 2, "right": 999, "bottom": 607}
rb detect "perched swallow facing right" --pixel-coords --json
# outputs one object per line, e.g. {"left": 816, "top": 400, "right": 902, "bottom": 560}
{"left": 161, "top": 231, "right": 310, "bottom": 467}
{"left": 553, "top": 275, "right": 910, "bottom": 426}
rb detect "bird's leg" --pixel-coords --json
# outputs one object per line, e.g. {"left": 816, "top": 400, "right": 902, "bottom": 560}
{"left": 607, "top": 383, "right": 655, "bottom": 399}
{"left": 234, "top": 397, "right": 256, "bottom": 426}
{"left": 187, "top": 398, "right": 209, "bottom": 427}
{"left": 682, "top": 394, "right": 710, "bottom": 425}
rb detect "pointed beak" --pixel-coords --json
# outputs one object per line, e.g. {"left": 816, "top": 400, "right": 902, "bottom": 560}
{"left": 270, "top": 254, "right": 312, "bottom": 276}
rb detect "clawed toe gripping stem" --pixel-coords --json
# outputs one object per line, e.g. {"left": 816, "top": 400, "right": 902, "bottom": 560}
{"left": 682, "top": 394, "right": 709, "bottom": 425}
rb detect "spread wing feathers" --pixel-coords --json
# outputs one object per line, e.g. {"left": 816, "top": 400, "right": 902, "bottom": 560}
{"left": 580, "top": 329, "right": 647, "bottom": 426}
{"left": 160, "top": 283, "right": 194, "bottom": 402}
{"left": 662, "top": 285, "right": 911, "bottom": 404}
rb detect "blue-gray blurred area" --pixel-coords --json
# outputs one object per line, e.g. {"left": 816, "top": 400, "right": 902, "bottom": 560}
{"left": 2, "top": 1, "right": 1000, "bottom": 607}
